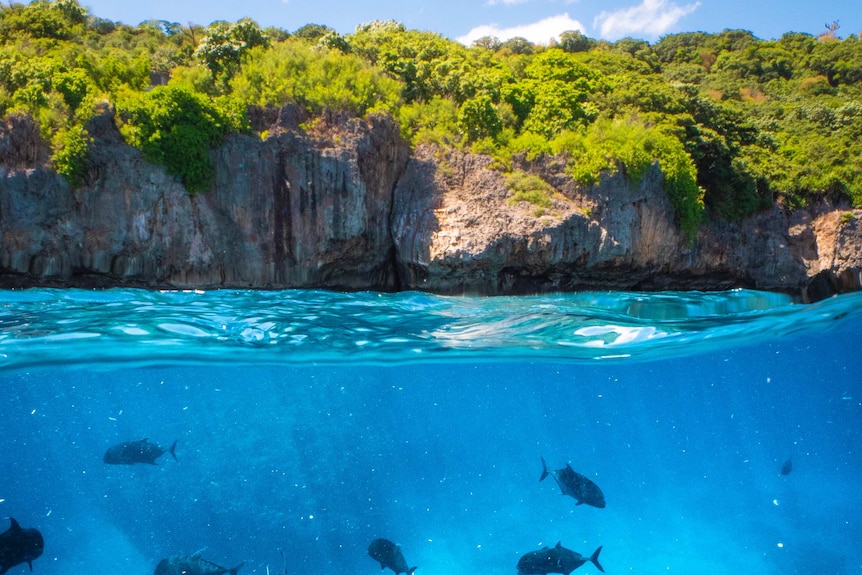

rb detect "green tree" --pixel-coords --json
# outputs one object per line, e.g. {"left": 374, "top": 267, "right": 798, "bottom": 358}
{"left": 194, "top": 18, "right": 269, "bottom": 80}
{"left": 0, "top": 0, "right": 86, "bottom": 41}
{"left": 398, "top": 96, "right": 459, "bottom": 146}
{"left": 499, "top": 37, "right": 534, "bottom": 55}
{"left": 0, "top": 4, "right": 859, "bottom": 218}
{"left": 472, "top": 36, "right": 501, "bottom": 51}
{"left": 54, "top": 68, "right": 89, "bottom": 111}
{"left": 230, "top": 39, "right": 401, "bottom": 117}
{"left": 458, "top": 93, "right": 502, "bottom": 141}
{"left": 559, "top": 30, "right": 595, "bottom": 53}
{"left": 515, "top": 50, "right": 604, "bottom": 138}
{"left": 293, "top": 23, "right": 332, "bottom": 42}
{"left": 318, "top": 30, "right": 351, "bottom": 53}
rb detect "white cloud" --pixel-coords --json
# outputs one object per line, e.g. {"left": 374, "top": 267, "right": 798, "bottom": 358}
{"left": 457, "top": 13, "right": 586, "bottom": 46}
{"left": 486, "top": 0, "right": 532, "bottom": 5}
{"left": 593, "top": 0, "right": 700, "bottom": 40}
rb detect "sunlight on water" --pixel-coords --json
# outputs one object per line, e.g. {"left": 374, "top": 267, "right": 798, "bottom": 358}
{"left": 1, "top": 288, "right": 861, "bottom": 369}
{"left": 2, "top": 287, "right": 861, "bottom": 575}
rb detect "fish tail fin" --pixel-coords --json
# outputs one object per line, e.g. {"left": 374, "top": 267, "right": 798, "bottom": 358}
{"left": 590, "top": 546, "right": 604, "bottom": 573}
{"left": 229, "top": 561, "right": 246, "bottom": 575}
{"left": 169, "top": 440, "right": 178, "bottom": 462}
{"left": 407, "top": 567, "right": 418, "bottom": 575}
{"left": 539, "top": 456, "right": 549, "bottom": 482}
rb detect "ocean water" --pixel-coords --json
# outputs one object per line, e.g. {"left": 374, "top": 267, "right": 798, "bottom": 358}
{"left": 1, "top": 288, "right": 861, "bottom": 575}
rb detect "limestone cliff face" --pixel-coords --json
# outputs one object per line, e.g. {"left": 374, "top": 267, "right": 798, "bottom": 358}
{"left": 391, "top": 146, "right": 862, "bottom": 299}
{"left": 392, "top": 147, "right": 685, "bottom": 294}
{"left": 0, "top": 107, "right": 407, "bottom": 290}
{"left": 1, "top": 109, "right": 860, "bottom": 299}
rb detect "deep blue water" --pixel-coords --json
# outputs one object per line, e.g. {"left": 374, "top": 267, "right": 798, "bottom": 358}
{"left": 1, "top": 289, "right": 861, "bottom": 575}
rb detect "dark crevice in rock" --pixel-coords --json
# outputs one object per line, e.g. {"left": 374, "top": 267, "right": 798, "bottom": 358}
{"left": 273, "top": 148, "right": 295, "bottom": 281}
{"left": 0, "top": 109, "right": 860, "bottom": 299}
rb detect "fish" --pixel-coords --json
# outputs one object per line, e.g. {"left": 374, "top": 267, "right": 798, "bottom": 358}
{"left": 780, "top": 457, "right": 793, "bottom": 475}
{"left": 0, "top": 517, "right": 44, "bottom": 575}
{"left": 367, "top": 538, "right": 417, "bottom": 575}
{"left": 103, "top": 438, "right": 178, "bottom": 465}
{"left": 153, "top": 552, "right": 244, "bottom": 575}
{"left": 517, "top": 541, "right": 604, "bottom": 575}
{"left": 540, "top": 457, "right": 606, "bottom": 508}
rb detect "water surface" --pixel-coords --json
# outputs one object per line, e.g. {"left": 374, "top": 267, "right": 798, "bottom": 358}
{"left": 1, "top": 289, "right": 860, "bottom": 575}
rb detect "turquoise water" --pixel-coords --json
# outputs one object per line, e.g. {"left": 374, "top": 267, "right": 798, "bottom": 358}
{"left": 1, "top": 288, "right": 861, "bottom": 575}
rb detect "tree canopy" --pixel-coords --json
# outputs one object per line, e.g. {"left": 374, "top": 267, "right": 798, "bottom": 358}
{"left": 2, "top": 0, "right": 861, "bottom": 234}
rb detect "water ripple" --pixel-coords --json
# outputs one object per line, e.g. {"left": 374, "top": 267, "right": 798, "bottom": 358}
{"left": 0, "top": 288, "right": 860, "bottom": 370}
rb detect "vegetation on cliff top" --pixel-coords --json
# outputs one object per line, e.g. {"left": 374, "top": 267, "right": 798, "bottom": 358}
{"left": 1, "top": 1, "right": 861, "bottom": 236}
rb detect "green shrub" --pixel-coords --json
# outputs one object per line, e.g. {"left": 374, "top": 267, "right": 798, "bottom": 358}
{"left": 51, "top": 122, "right": 90, "bottom": 187}
{"left": 117, "top": 85, "right": 247, "bottom": 193}
{"left": 504, "top": 130, "right": 553, "bottom": 161}
{"left": 0, "top": 10, "right": 860, "bottom": 221}
{"left": 457, "top": 93, "right": 501, "bottom": 141}
{"left": 54, "top": 68, "right": 89, "bottom": 111}
{"left": 556, "top": 115, "right": 704, "bottom": 239}
{"left": 169, "top": 64, "right": 219, "bottom": 96}
{"left": 398, "top": 96, "right": 459, "bottom": 147}
{"left": 506, "top": 171, "right": 553, "bottom": 209}
{"left": 230, "top": 39, "right": 401, "bottom": 118}
{"left": 657, "top": 140, "right": 705, "bottom": 241}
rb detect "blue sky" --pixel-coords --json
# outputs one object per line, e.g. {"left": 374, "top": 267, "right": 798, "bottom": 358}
{"left": 80, "top": 0, "right": 858, "bottom": 44}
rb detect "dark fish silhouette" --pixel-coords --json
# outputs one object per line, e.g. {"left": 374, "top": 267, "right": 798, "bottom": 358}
{"left": 0, "top": 517, "right": 44, "bottom": 575}
{"left": 104, "top": 438, "right": 177, "bottom": 465}
{"left": 780, "top": 457, "right": 793, "bottom": 475}
{"left": 517, "top": 541, "right": 604, "bottom": 575}
{"left": 540, "top": 457, "right": 606, "bottom": 508}
{"left": 154, "top": 552, "right": 244, "bottom": 575}
{"left": 368, "top": 538, "right": 416, "bottom": 575}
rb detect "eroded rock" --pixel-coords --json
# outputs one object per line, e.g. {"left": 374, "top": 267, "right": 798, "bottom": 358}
{"left": 0, "top": 108, "right": 860, "bottom": 298}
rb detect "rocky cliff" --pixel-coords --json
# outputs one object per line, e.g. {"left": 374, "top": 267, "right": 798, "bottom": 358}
{"left": 1, "top": 107, "right": 860, "bottom": 301}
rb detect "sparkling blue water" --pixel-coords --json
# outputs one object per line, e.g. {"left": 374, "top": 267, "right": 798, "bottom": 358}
{"left": 1, "top": 288, "right": 861, "bottom": 575}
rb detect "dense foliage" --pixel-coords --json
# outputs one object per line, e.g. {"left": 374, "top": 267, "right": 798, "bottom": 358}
{"left": 2, "top": 1, "right": 861, "bottom": 233}
{"left": 117, "top": 86, "right": 247, "bottom": 192}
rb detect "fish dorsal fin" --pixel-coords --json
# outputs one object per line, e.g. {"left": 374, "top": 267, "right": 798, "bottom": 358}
{"left": 9, "top": 517, "right": 21, "bottom": 531}
{"left": 555, "top": 541, "right": 562, "bottom": 549}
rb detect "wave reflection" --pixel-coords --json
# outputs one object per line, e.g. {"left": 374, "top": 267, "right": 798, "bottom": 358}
{"left": 0, "top": 288, "right": 859, "bottom": 370}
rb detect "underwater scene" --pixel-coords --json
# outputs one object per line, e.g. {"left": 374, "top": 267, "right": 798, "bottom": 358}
{"left": 1, "top": 288, "right": 861, "bottom": 575}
